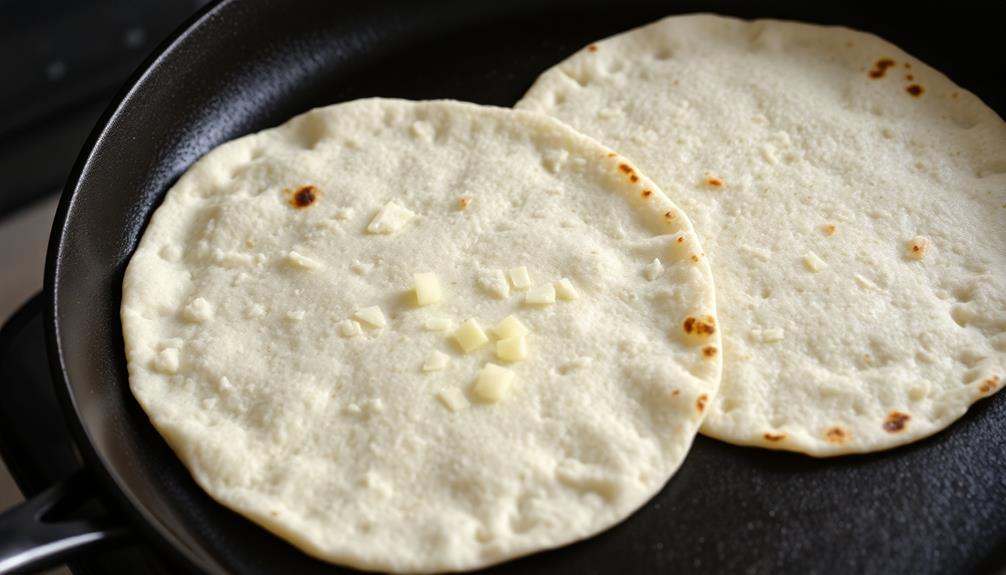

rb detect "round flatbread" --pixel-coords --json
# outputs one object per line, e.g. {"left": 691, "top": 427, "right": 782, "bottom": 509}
{"left": 518, "top": 14, "right": 1006, "bottom": 456}
{"left": 121, "top": 99, "right": 720, "bottom": 572}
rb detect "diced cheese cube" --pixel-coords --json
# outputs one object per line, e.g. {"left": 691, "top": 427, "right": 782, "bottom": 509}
{"left": 525, "top": 284, "right": 556, "bottom": 305}
{"left": 423, "top": 350, "right": 450, "bottom": 372}
{"left": 496, "top": 336, "right": 527, "bottom": 362}
{"left": 644, "top": 258, "right": 664, "bottom": 281}
{"left": 354, "top": 306, "right": 386, "bottom": 328}
{"left": 555, "top": 278, "right": 579, "bottom": 300}
{"left": 453, "top": 318, "right": 489, "bottom": 353}
{"left": 286, "top": 309, "right": 306, "bottom": 321}
{"left": 493, "top": 315, "right": 530, "bottom": 339}
{"left": 424, "top": 317, "right": 453, "bottom": 332}
{"left": 477, "top": 269, "right": 510, "bottom": 299}
{"left": 153, "top": 348, "right": 180, "bottom": 374}
{"left": 436, "top": 388, "right": 469, "bottom": 412}
{"left": 338, "top": 319, "right": 363, "bottom": 338}
{"left": 509, "top": 266, "right": 532, "bottom": 290}
{"left": 182, "top": 297, "right": 214, "bottom": 323}
{"left": 286, "top": 250, "right": 321, "bottom": 270}
{"left": 802, "top": 252, "right": 827, "bottom": 272}
{"left": 367, "top": 201, "right": 416, "bottom": 234}
{"left": 472, "top": 363, "right": 515, "bottom": 403}
{"left": 414, "top": 272, "right": 442, "bottom": 306}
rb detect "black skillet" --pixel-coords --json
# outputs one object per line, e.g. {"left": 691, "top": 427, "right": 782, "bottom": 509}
{"left": 1, "top": 0, "right": 1004, "bottom": 573}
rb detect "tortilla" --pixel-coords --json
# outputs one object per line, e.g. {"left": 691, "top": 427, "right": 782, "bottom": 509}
{"left": 121, "top": 99, "right": 720, "bottom": 571}
{"left": 518, "top": 14, "right": 1006, "bottom": 455}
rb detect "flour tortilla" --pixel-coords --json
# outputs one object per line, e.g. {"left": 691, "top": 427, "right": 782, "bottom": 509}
{"left": 121, "top": 99, "right": 720, "bottom": 572}
{"left": 518, "top": 14, "right": 1006, "bottom": 456}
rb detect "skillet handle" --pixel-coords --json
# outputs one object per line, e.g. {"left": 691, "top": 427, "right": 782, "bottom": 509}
{"left": 0, "top": 469, "right": 129, "bottom": 574}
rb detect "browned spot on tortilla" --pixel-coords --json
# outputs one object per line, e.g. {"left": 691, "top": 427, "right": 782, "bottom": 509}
{"left": 764, "top": 432, "right": 785, "bottom": 442}
{"left": 883, "top": 411, "right": 911, "bottom": 432}
{"left": 457, "top": 196, "right": 472, "bottom": 210}
{"left": 696, "top": 394, "right": 708, "bottom": 412}
{"left": 641, "top": 189, "right": 652, "bottom": 198}
{"left": 868, "top": 58, "right": 896, "bottom": 79}
{"left": 630, "top": 174, "right": 640, "bottom": 183}
{"left": 287, "top": 185, "right": 318, "bottom": 208}
{"left": 705, "top": 176, "right": 723, "bottom": 187}
{"left": 904, "top": 62, "right": 911, "bottom": 69}
{"left": 664, "top": 211, "right": 676, "bottom": 220}
{"left": 979, "top": 376, "right": 1000, "bottom": 394}
{"left": 682, "top": 315, "right": 716, "bottom": 338}
{"left": 587, "top": 44, "right": 598, "bottom": 52}
{"left": 671, "top": 389, "right": 680, "bottom": 396}
{"left": 822, "top": 224, "right": 836, "bottom": 236}
{"left": 618, "top": 163, "right": 634, "bottom": 174}
{"left": 691, "top": 254, "right": 700, "bottom": 263}
{"left": 952, "top": 91, "right": 960, "bottom": 99}
{"left": 676, "top": 236, "right": 685, "bottom": 243}
{"left": 702, "top": 345, "right": 718, "bottom": 358}
{"left": 825, "top": 426, "right": 848, "bottom": 444}
{"left": 905, "top": 74, "right": 914, "bottom": 81}
{"left": 607, "top": 152, "right": 617, "bottom": 158}
{"left": 906, "top": 84, "right": 924, "bottom": 97}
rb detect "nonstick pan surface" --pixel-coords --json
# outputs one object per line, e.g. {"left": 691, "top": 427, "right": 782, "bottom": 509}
{"left": 40, "top": 0, "right": 1006, "bottom": 573}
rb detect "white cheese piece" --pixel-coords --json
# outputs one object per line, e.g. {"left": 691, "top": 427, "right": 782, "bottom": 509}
{"left": 153, "top": 348, "right": 180, "bottom": 374}
{"left": 414, "top": 272, "right": 442, "bottom": 306}
{"left": 367, "top": 398, "right": 385, "bottom": 414}
{"left": 424, "top": 317, "right": 454, "bottom": 332}
{"left": 286, "top": 309, "right": 306, "bottom": 322}
{"left": 493, "top": 315, "right": 530, "bottom": 339}
{"left": 554, "top": 278, "right": 579, "bottom": 301}
{"left": 802, "top": 252, "right": 827, "bottom": 272}
{"left": 182, "top": 297, "right": 214, "bottom": 323}
{"left": 338, "top": 319, "right": 363, "bottom": 338}
{"left": 355, "top": 306, "right": 387, "bottom": 328}
{"left": 423, "top": 350, "right": 450, "bottom": 372}
{"left": 453, "top": 318, "right": 489, "bottom": 353}
{"left": 496, "top": 336, "right": 527, "bottom": 362}
{"left": 908, "top": 235, "right": 929, "bottom": 260}
{"left": 286, "top": 250, "right": 321, "bottom": 270}
{"left": 543, "top": 149, "right": 569, "bottom": 173}
{"left": 643, "top": 258, "right": 664, "bottom": 281}
{"left": 436, "top": 388, "right": 469, "bottom": 412}
{"left": 740, "top": 245, "right": 771, "bottom": 261}
{"left": 350, "top": 260, "right": 374, "bottom": 275}
{"left": 762, "top": 328, "right": 785, "bottom": 342}
{"left": 472, "top": 363, "right": 515, "bottom": 403}
{"left": 525, "top": 284, "right": 556, "bottom": 305}
{"left": 477, "top": 269, "right": 510, "bottom": 299}
{"left": 367, "top": 201, "right": 416, "bottom": 235}
{"left": 335, "top": 207, "right": 354, "bottom": 220}
{"left": 509, "top": 266, "right": 532, "bottom": 290}
{"left": 853, "top": 274, "right": 878, "bottom": 290}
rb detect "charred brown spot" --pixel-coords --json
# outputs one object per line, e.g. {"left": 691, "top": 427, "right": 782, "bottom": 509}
{"left": 883, "top": 411, "right": 911, "bottom": 433}
{"left": 676, "top": 236, "right": 685, "bottom": 243}
{"left": 905, "top": 74, "right": 914, "bottom": 81}
{"left": 952, "top": 91, "right": 960, "bottom": 99}
{"left": 825, "top": 426, "right": 848, "bottom": 444}
{"left": 912, "top": 245, "right": 921, "bottom": 253}
{"left": 706, "top": 176, "right": 723, "bottom": 187}
{"left": 618, "top": 163, "right": 634, "bottom": 174}
{"left": 691, "top": 254, "right": 700, "bottom": 263}
{"left": 641, "top": 189, "right": 652, "bottom": 198}
{"left": 630, "top": 174, "right": 640, "bottom": 183}
{"left": 822, "top": 224, "right": 837, "bottom": 236}
{"left": 288, "top": 185, "right": 318, "bottom": 208}
{"left": 671, "top": 389, "right": 681, "bottom": 396}
{"left": 904, "top": 62, "right": 912, "bottom": 69}
{"left": 683, "top": 315, "right": 716, "bottom": 337}
{"left": 664, "top": 211, "right": 676, "bottom": 220}
{"left": 587, "top": 44, "right": 598, "bottom": 53}
{"left": 906, "top": 84, "right": 924, "bottom": 97}
{"left": 702, "top": 345, "right": 718, "bottom": 358}
{"left": 696, "top": 394, "right": 708, "bottom": 412}
{"left": 607, "top": 152, "right": 617, "bottom": 158}
{"left": 979, "top": 376, "right": 1000, "bottom": 394}
{"left": 868, "top": 58, "right": 896, "bottom": 79}
{"left": 457, "top": 196, "right": 473, "bottom": 210}
{"left": 764, "top": 432, "right": 785, "bottom": 442}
